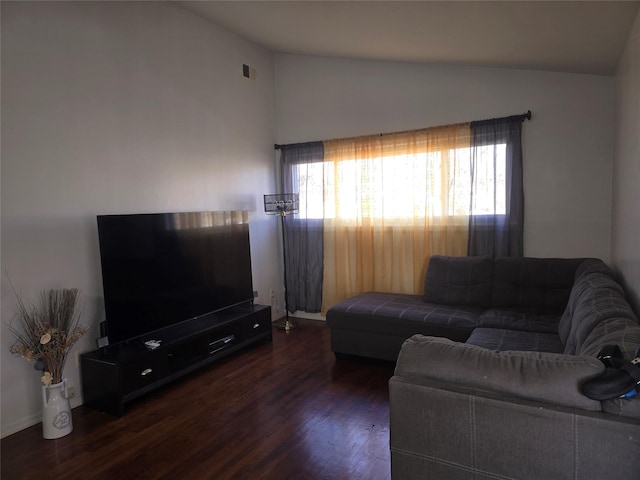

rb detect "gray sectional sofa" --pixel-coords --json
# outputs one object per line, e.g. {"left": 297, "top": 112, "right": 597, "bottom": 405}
{"left": 326, "top": 255, "right": 640, "bottom": 479}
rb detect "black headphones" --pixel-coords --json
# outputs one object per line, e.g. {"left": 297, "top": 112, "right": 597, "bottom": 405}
{"left": 581, "top": 345, "right": 640, "bottom": 401}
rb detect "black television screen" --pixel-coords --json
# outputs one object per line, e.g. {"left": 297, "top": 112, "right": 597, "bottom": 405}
{"left": 97, "top": 211, "right": 254, "bottom": 345}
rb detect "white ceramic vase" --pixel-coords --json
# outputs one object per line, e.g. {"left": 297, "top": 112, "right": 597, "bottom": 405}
{"left": 41, "top": 378, "right": 73, "bottom": 439}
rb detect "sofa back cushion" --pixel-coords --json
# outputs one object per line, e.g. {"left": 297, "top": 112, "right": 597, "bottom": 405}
{"left": 579, "top": 317, "right": 640, "bottom": 360}
{"left": 558, "top": 259, "right": 612, "bottom": 345}
{"left": 491, "top": 257, "right": 585, "bottom": 312}
{"left": 423, "top": 255, "right": 493, "bottom": 308}
{"left": 573, "top": 257, "right": 615, "bottom": 279}
{"left": 395, "top": 335, "right": 604, "bottom": 411}
{"left": 559, "top": 272, "right": 638, "bottom": 355}
{"left": 558, "top": 271, "right": 592, "bottom": 345}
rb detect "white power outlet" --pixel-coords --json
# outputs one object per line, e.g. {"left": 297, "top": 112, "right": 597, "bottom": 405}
{"left": 67, "top": 386, "right": 76, "bottom": 398}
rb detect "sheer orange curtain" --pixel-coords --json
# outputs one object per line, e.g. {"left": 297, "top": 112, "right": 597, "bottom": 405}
{"left": 322, "top": 123, "right": 471, "bottom": 312}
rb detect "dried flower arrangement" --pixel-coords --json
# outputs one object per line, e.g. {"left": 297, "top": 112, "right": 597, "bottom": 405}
{"left": 8, "top": 288, "right": 87, "bottom": 386}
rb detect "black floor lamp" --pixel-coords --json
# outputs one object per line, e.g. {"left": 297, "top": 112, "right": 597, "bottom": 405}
{"left": 264, "top": 193, "right": 299, "bottom": 331}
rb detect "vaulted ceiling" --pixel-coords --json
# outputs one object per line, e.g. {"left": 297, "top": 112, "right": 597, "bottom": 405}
{"left": 178, "top": 1, "right": 640, "bottom": 75}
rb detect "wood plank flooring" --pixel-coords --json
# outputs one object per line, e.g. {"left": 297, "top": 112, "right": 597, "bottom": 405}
{"left": 1, "top": 319, "right": 395, "bottom": 480}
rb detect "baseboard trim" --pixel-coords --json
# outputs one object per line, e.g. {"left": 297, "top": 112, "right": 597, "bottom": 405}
{"left": 1, "top": 411, "right": 41, "bottom": 439}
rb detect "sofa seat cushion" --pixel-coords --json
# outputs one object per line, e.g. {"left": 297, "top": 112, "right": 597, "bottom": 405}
{"left": 326, "top": 292, "right": 480, "bottom": 339}
{"left": 466, "top": 328, "right": 564, "bottom": 353}
{"left": 477, "top": 308, "right": 561, "bottom": 333}
{"left": 396, "top": 335, "right": 604, "bottom": 411}
{"left": 602, "top": 396, "right": 640, "bottom": 419}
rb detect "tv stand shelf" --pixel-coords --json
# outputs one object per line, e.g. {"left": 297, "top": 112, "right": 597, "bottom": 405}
{"left": 80, "top": 304, "right": 271, "bottom": 416}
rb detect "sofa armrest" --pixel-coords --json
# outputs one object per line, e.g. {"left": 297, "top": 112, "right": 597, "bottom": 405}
{"left": 395, "top": 335, "right": 604, "bottom": 411}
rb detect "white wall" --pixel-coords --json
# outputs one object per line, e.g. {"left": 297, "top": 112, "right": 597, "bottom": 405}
{"left": 1, "top": 2, "right": 279, "bottom": 437}
{"left": 274, "top": 54, "right": 615, "bottom": 261}
{"left": 612, "top": 10, "right": 640, "bottom": 314}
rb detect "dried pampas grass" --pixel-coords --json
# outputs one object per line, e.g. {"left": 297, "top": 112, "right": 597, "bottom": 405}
{"left": 8, "top": 288, "right": 87, "bottom": 385}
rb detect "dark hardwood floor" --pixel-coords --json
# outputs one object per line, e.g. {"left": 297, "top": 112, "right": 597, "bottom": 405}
{"left": 2, "top": 319, "right": 395, "bottom": 480}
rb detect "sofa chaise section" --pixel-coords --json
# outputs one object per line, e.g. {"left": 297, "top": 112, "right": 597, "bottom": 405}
{"left": 326, "top": 292, "right": 480, "bottom": 361}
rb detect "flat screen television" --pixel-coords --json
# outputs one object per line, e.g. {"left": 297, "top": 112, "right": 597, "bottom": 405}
{"left": 96, "top": 211, "right": 254, "bottom": 345}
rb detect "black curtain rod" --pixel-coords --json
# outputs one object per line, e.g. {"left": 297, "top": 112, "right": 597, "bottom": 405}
{"left": 274, "top": 140, "right": 322, "bottom": 151}
{"left": 274, "top": 110, "right": 532, "bottom": 150}
{"left": 474, "top": 110, "right": 532, "bottom": 126}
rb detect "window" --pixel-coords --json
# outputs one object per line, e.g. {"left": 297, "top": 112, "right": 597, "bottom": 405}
{"left": 294, "top": 144, "right": 506, "bottom": 219}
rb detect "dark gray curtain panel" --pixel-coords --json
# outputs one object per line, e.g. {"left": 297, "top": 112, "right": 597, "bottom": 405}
{"left": 468, "top": 116, "right": 524, "bottom": 257}
{"left": 280, "top": 142, "right": 325, "bottom": 313}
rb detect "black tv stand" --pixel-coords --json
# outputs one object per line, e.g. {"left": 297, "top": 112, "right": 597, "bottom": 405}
{"left": 80, "top": 304, "right": 271, "bottom": 416}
